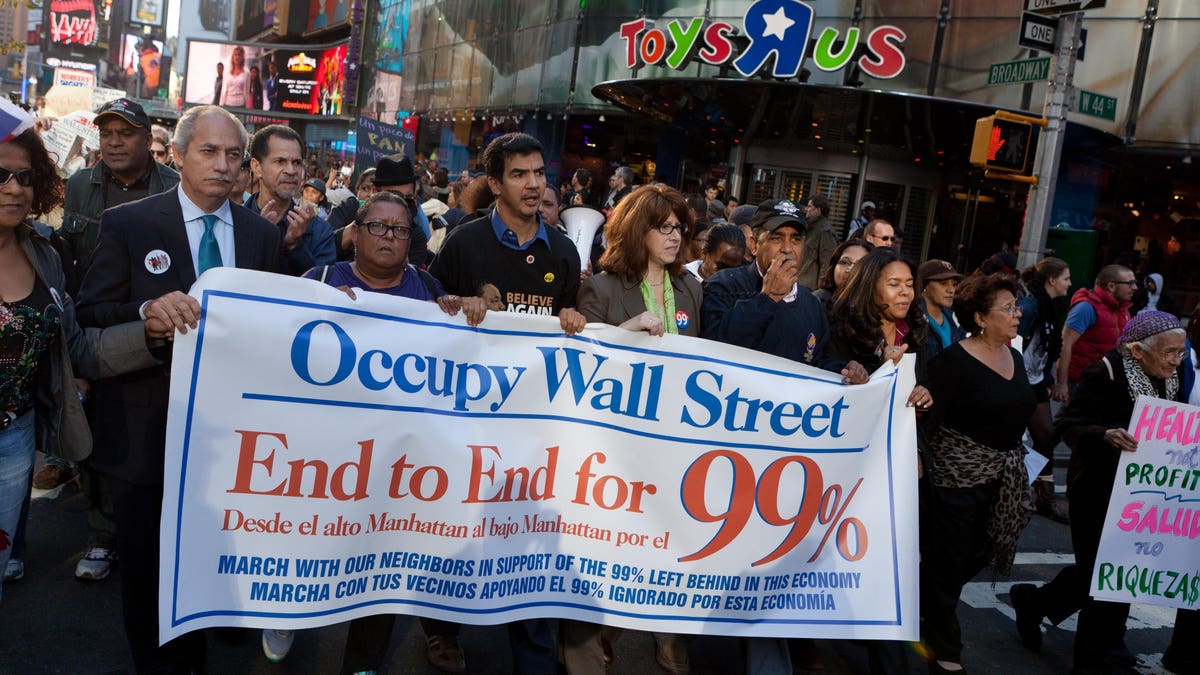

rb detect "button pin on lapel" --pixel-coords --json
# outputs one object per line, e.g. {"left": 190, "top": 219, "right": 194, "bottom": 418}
{"left": 144, "top": 249, "right": 172, "bottom": 274}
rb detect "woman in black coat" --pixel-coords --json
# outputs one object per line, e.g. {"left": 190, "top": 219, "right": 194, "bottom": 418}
{"left": 1010, "top": 310, "right": 1190, "bottom": 673}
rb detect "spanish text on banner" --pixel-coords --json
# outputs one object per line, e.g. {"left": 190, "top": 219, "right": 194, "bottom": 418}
{"left": 1092, "top": 395, "right": 1200, "bottom": 610}
{"left": 159, "top": 269, "right": 920, "bottom": 642}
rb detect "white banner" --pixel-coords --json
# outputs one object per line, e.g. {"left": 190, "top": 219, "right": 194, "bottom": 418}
{"left": 160, "top": 269, "right": 919, "bottom": 642}
{"left": 1092, "top": 395, "right": 1200, "bottom": 610}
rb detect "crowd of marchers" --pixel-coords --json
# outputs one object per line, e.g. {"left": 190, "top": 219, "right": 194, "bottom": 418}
{"left": 0, "top": 97, "right": 1197, "bottom": 675}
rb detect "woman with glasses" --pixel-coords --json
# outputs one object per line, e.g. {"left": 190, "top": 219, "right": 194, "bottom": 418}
{"left": 275, "top": 191, "right": 485, "bottom": 671}
{"left": 569, "top": 184, "right": 700, "bottom": 675}
{"left": 1010, "top": 311, "right": 1191, "bottom": 673}
{"left": 303, "top": 192, "right": 485, "bottom": 319}
{"left": 920, "top": 273, "right": 1037, "bottom": 674}
{"left": 812, "top": 239, "right": 873, "bottom": 312}
{"left": 0, "top": 122, "right": 160, "bottom": 604}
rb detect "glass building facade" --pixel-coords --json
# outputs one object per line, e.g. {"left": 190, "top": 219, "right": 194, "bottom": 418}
{"left": 359, "top": 0, "right": 1200, "bottom": 305}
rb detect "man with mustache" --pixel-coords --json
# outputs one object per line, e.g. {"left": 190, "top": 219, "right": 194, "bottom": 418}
{"left": 54, "top": 97, "right": 180, "bottom": 587}
{"left": 246, "top": 124, "right": 336, "bottom": 275}
{"left": 76, "top": 105, "right": 283, "bottom": 672}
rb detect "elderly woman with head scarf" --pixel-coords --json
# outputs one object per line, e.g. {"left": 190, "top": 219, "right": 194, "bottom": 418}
{"left": 1010, "top": 310, "right": 1190, "bottom": 673}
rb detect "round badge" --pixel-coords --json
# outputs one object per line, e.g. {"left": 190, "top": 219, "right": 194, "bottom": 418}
{"left": 526, "top": 254, "right": 536, "bottom": 264}
{"left": 144, "top": 249, "right": 171, "bottom": 274}
{"left": 544, "top": 272, "right": 555, "bottom": 283}
{"left": 675, "top": 310, "right": 690, "bottom": 329}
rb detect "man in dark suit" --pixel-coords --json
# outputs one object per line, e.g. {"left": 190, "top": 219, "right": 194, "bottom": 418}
{"left": 76, "top": 105, "right": 281, "bottom": 673}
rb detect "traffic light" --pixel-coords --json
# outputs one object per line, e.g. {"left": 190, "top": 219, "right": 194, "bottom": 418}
{"left": 970, "top": 114, "right": 1035, "bottom": 175}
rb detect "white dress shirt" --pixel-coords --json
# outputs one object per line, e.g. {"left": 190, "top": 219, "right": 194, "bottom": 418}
{"left": 177, "top": 189, "right": 236, "bottom": 275}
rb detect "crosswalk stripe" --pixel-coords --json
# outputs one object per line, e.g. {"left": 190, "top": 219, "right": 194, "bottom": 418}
{"left": 960, "top": 580, "right": 1178, "bottom": 630}
{"left": 1012, "top": 552, "right": 1075, "bottom": 565}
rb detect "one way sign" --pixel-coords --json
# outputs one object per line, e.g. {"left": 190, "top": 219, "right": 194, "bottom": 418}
{"left": 1025, "top": 0, "right": 1107, "bottom": 15}
{"left": 1018, "top": 12, "right": 1088, "bottom": 59}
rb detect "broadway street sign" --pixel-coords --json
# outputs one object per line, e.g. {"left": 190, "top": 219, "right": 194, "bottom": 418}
{"left": 988, "top": 57, "right": 1051, "bottom": 86}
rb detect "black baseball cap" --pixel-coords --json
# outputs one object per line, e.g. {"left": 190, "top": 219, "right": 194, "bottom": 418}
{"left": 94, "top": 98, "right": 151, "bottom": 129}
{"left": 751, "top": 199, "right": 807, "bottom": 234}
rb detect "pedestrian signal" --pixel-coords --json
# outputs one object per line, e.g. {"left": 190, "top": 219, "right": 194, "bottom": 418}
{"left": 970, "top": 115, "right": 1034, "bottom": 175}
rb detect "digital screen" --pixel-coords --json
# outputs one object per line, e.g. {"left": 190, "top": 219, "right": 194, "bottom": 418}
{"left": 184, "top": 40, "right": 348, "bottom": 117}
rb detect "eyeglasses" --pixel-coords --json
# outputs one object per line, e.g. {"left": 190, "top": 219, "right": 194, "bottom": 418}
{"left": 654, "top": 222, "right": 688, "bottom": 235}
{"left": 0, "top": 167, "right": 34, "bottom": 187}
{"left": 836, "top": 257, "right": 858, "bottom": 269}
{"left": 362, "top": 221, "right": 412, "bottom": 239}
{"left": 873, "top": 235, "right": 897, "bottom": 242}
{"left": 990, "top": 304, "right": 1022, "bottom": 316}
{"left": 152, "top": 150, "right": 167, "bottom": 158}
{"left": 1112, "top": 280, "right": 1138, "bottom": 286}
{"left": 1154, "top": 348, "right": 1188, "bottom": 361}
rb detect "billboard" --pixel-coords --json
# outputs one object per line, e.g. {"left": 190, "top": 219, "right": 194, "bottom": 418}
{"left": 129, "top": 0, "right": 165, "bottom": 26}
{"left": 118, "top": 34, "right": 167, "bottom": 92}
{"left": 375, "top": 0, "right": 410, "bottom": 74}
{"left": 306, "top": 0, "right": 350, "bottom": 35}
{"left": 44, "top": 0, "right": 102, "bottom": 55}
{"left": 237, "top": 0, "right": 278, "bottom": 41}
{"left": 184, "top": 40, "right": 348, "bottom": 117}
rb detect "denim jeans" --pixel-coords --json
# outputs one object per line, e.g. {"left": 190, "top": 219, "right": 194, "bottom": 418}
{"left": 0, "top": 411, "right": 35, "bottom": 605}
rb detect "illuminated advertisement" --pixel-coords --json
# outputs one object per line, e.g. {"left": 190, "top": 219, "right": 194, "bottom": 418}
{"left": 119, "top": 34, "right": 167, "bottom": 91}
{"left": 184, "top": 40, "right": 348, "bottom": 117}
{"left": 306, "top": 0, "right": 350, "bottom": 34}
{"left": 129, "top": 0, "right": 165, "bottom": 26}
{"left": 44, "top": 0, "right": 101, "bottom": 52}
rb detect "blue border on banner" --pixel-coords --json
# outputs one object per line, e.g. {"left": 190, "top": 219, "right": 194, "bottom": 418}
{"left": 170, "top": 290, "right": 906, "bottom": 628}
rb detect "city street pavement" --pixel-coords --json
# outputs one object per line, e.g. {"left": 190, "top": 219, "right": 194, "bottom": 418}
{"left": 0, "top": 450, "right": 1181, "bottom": 675}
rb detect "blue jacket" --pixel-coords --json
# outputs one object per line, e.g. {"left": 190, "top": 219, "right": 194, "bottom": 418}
{"left": 246, "top": 194, "right": 337, "bottom": 276}
{"left": 701, "top": 262, "right": 844, "bottom": 373}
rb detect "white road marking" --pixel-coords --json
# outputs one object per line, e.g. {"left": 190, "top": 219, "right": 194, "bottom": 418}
{"left": 960, "top": 581, "right": 1178, "bottom": 631}
{"left": 1012, "top": 552, "right": 1076, "bottom": 565}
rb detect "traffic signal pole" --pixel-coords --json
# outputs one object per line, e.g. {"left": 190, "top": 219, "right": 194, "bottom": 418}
{"left": 1017, "top": 11, "right": 1082, "bottom": 270}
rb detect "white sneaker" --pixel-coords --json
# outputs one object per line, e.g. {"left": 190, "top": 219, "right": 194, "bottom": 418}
{"left": 74, "top": 547, "right": 116, "bottom": 581}
{"left": 3, "top": 558, "right": 23, "bottom": 582}
{"left": 262, "top": 629, "right": 295, "bottom": 662}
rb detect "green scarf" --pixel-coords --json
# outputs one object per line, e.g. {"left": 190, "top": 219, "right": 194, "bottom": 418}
{"left": 639, "top": 269, "right": 678, "bottom": 335}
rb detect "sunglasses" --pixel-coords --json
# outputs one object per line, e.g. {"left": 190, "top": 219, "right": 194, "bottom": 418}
{"left": 152, "top": 150, "right": 168, "bottom": 158}
{"left": 0, "top": 168, "right": 34, "bottom": 187}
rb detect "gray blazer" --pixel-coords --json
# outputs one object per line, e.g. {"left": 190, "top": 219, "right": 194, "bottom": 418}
{"left": 577, "top": 271, "right": 703, "bottom": 337}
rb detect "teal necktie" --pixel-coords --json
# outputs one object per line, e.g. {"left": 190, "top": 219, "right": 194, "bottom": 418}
{"left": 198, "top": 214, "right": 223, "bottom": 275}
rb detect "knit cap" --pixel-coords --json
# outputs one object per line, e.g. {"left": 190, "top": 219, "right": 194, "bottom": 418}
{"left": 1120, "top": 310, "right": 1182, "bottom": 345}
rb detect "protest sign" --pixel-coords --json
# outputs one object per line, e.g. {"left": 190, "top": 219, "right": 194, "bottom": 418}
{"left": 43, "top": 68, "right": 95, "bottom": 119}
{"left": 160, "top": 269, "right": 919, "bottom": 643}
{"left": 354, "top": 116, "right": 414, "bottom": 177}
{"left": 1092, "top": 395, "right": 1200, "bottom": 610}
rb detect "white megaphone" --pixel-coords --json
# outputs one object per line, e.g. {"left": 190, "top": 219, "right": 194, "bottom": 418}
{"left": 559, "top": 206, "right": 605, "bottom": 269}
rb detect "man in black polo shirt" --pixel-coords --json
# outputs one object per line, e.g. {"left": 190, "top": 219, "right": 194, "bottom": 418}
{"left": 427, "top": 132, "right": 585, "bottom": 674}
